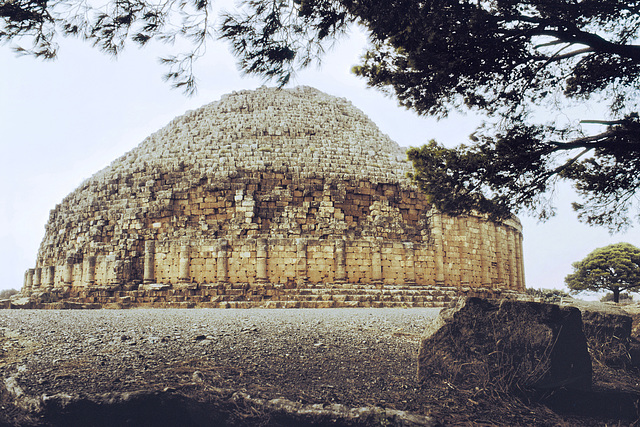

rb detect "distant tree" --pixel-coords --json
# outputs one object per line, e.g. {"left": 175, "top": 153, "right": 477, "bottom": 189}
{"left": 4, "top": 1, "right": 640, "bottom": 228}
{"left": 565, "top": 243, "right": 640, "bottom": 303}
{"left": 0, "top": 289, "right": 18, "bottom": 299}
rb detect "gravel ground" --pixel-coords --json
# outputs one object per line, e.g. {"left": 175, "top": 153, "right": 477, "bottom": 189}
{"left": 0, "top": 308, "right": 441, "bottom": 423}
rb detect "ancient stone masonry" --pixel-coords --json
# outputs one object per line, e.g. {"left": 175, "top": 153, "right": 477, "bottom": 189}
{"left": 20, "top": 86, "right": 525, "bottom": 308}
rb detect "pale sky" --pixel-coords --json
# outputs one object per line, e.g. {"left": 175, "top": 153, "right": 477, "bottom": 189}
{"left": 1, "top": 19, "right": 638, "bottom": 298}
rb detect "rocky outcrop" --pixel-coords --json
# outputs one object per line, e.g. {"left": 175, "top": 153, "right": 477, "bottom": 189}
{"left": 417, "top": 297, "right": 592, "bottom": 391}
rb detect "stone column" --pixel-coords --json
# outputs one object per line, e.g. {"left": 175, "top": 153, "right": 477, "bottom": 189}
{"left": 256, "top": 238, "right": 268, "bottom": 283}
{"left": 217, "top": 239, "right": 229, "bottom": 283}
{"left": 432, "top": 213, "right": 445, "bottom": 285}
{"left": 295, "top": 238, "right": 308, "bottom": 287}
{"left": 83, "top": 256, "right": 96, "bottom": 287}
{"left": 508, "top": 228, "right": 517, "bottom": 289}
{"left": 480, "top": 221, "right": 491, "bottom": 287}
{"left": 335, "top": 239, "right": 346, "bottom": 283}
{"left": 179, "top": 245, "right": 191, "bottom": 283}
{"left": 372, "top": 238, "right": 383, "bottom": 285}
{"left": 63, "top": 256, "right": 74, "bottom": 285}
{"left": 33, "top": 268, "right": 41, "bottom": 290}
{"left": 143, "top": 241, "right": 155, "bottom": 284}
{"left": 404, "top": 242, "right": 416, "bottom": 285}
{"left": 494, "top": 224, "right": 504, "bottom": 286}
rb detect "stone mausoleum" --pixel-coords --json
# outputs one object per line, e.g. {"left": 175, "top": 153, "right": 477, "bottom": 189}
{"left": 20, "top": 86, "right": 525, "bottom": 308}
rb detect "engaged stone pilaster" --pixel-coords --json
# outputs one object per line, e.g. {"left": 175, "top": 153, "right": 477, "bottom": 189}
{"left": 335, "top": 239, "right": 346, "bottom": 283}
{"left": 179, "top": 245, "right": 191, "bottom": 283}
{"left": 83, "top": 256, "right": 96, "bottom": 288}
{"left": 295, "top": 238, "right": 308, "bottom": 287}
{"left": 217, "top": 239, "right": 229, "bottom": 283}
{"left": 28, "top": 269, "right": 35, "bottom": 294}
{"left": 33, "top": 268, "right": 41, "bottom": 290}
{"left": 516, "top": 232, "right": 525, "bottom": 290}
{"left": 43, "top": 265, "right": 55, "bottom": 291}
{"left": 404, "top": 242, "right": 416, "bottom": 285}
{"left": 432, "top": 214, "right": 445, "bottom": 286}
{"left": 110, "top": 259, "right": 124, "bottom": 287}
{"left": 63, "top": 256, "right": 74, "bottom": 285}
{"left": 457, "top": 218, "right": 469, "bottom": 286}
{"left": 256, "top": 238, "right": 268, "bottom": 283}
{"left": 480, "top": 221, "right": 491, "bottom": 287}
{"left": 372, "top": 238, "right": 383, "bottom": 285}
{"left": 494, "top": 224, "right": 504, "bottom": 286}
{"left": 508, "top": 228, "right": 517, "bottom": 289}
{"left": 143, "top": 241, "right": 155, "bottom": 284}
{"left": 23, "top": 269, "right": 33, "bottom": 296}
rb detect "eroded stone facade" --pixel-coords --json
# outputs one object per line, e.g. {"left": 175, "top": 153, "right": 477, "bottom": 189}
{"left": 20, "top": 86, "right": 525, "bottom": 308}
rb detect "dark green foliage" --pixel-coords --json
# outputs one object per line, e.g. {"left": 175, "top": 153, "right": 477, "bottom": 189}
{"left": 566, "top": 243, "right": 640, "bottom": 303}
{"left": 219, "top": 0, "right": 349, "bottom": 86}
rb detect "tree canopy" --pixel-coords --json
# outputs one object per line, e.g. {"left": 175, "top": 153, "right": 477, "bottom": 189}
{"left": 0, "top": 0, "right": 217, "bottom": 93}
{"left": 3, "top": 0, "right": 640, "bottom": 229}
{"left": 565, "top": 242, "right": 640, "bottom": 303}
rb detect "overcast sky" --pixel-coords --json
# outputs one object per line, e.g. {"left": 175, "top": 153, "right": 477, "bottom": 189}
{"left": 1, "top": 19, "right": 639, "bottom": 298}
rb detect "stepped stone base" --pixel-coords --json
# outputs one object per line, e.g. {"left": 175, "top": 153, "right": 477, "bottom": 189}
{"left": 8, "top": 284, "right": 523, "bottom": 309}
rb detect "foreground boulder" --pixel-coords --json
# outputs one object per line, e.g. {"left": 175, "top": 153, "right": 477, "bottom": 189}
{"left": 417, "top": 298, "right": 592, "bottom": 392}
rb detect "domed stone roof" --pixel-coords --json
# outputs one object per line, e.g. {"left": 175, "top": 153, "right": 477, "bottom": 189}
{"left": 92, "top": 85, "right": 411, "bottom": 186}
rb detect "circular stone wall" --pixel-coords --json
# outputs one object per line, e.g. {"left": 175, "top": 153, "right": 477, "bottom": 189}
{"left": 21, "top": 86, "right": 524, "bottom": 307}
